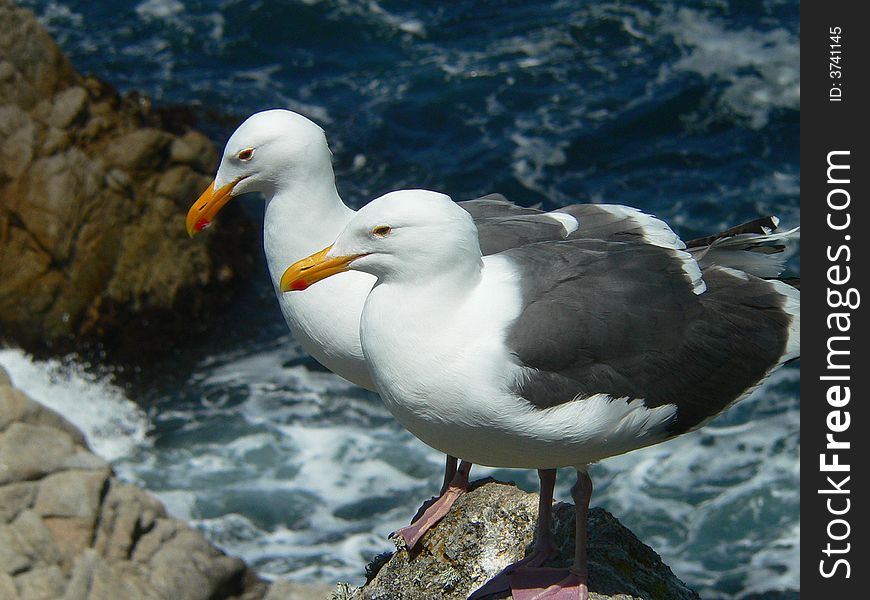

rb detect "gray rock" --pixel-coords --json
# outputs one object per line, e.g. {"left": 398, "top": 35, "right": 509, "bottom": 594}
{"left": 349, "top": 480, "right": 699, "bottom": 600}
{"left": 13, "top": 565, "right": 66, "bottom": 600}
{"left": 264, "top": 580, "right": 336, "bottom": 600}
{"left": 0, "top": 375, "right": 269, "bottom": 600}
{"left": 0, "top": 367, "right": 88, "bottom": 447}
{"left": 0, "top": 571, "right": 18, "bottom": 599}
{"left": 0, "top": 481, "right": 38, "bottom": 524}
{"left": 2, "top": 510, "right": 63, "bottom": 575}
{"left": 34, "top": 469, "right": 109, "bottom": 520}
{"left": 93, "top": 480, "right": 164, "bottom": 562}
{"left": 0, "top": 422, "right": 77, "bottom": 485}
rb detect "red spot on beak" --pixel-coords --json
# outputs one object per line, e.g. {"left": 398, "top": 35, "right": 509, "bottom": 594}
{"left": 194, "top": 219, "right": 211, "bottom": 233}
{"left": 290, "top": 279, "right": 309, "bottom": 291}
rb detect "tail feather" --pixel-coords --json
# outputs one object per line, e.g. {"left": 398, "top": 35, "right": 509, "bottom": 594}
{"left": 688, "top": 216, "right": 799, "bottom": 279}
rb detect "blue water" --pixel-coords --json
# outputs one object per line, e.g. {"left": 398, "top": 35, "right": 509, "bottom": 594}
{"left": 10, "top": 1, "right": 799, "bottom": 598}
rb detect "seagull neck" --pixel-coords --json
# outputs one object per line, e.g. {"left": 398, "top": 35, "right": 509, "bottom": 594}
{"left": 263, "top": 177, "right": 354, "bottom": 261}
{"left": 377, "top": 256, "right": 484, "bottom": 317}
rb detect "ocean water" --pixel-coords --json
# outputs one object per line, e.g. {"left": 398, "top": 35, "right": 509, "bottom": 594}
{"left": 7, "top": 1, "right": 799, "bottom": 598}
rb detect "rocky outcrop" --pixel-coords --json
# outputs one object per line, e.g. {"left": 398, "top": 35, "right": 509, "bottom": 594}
{"left": 0, "top": 0, "right": 256, "bottom": 361}
{"left": 339, "top": 481, "right": 699, "bottom": 600}
{"left": 1, "top": 363, "right": 701, "bottom": 600}
{"left": 0, "top": 366, "right": 270, "bottom": 600}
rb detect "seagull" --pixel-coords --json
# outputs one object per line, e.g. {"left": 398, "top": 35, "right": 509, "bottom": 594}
{"left": 279, "top": 189, "right": 800, "bottom": 600}
{"left": 190, "top": 109, "right": 755, "bottom": 546}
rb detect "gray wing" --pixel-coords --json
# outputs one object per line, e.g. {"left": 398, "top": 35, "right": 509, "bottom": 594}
{"left": 503, "top": 239, "right": 797, "bottom": 436}
{"left": 460, "top": 196, "right": 690, "bottom": 255}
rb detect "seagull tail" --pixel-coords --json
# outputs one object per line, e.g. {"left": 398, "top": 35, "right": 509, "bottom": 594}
{"left": 687, "top": 216, "right": 800, "bottom": 279}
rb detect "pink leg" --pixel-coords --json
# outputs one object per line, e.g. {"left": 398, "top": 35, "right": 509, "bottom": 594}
{"left": 510, "top": 469, "right": 593, "bottom": 600}
{"left": 441, "top": 455, "right": 459, "bottom": 495}
{"left": 468, "top": 469, "right": 560, "bottom": 599}
{"left": 409, "top": 455, "right": 459, "bottom": 523}
{"left": 393, "top": 460, "right": 472, "bottom": 550}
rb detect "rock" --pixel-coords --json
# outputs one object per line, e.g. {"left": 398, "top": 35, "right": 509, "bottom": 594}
{"left": 13, "top": 565, "right": 67, "bottom": 600}
{"left": 50, "top": 86, "right": 89, "bottom": 129}
{"left": 0, "top": 571, "right": 17, "bottom": 600}
{"left": 347, "top": 480, "right": 699, "bottom": 600}
{"left": 0, "top": 0, "right": 256, "bottom": 362}
{"left": 263, "top": 580, "right": 336, "bottom": 600}
{"left": 0, "top": 423, "right": 77, "bottom": 484}
{"left": 0, "top": 366, "right": 269, "bottom": 600}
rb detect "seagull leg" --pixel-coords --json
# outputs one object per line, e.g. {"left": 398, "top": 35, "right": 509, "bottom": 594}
{"left": 393, "top": 459, "right": 472, "bottom": 550}
{"left": 509, "top": 468, "right": 593, "bottom": 600}
{"left": 468, "top": 469, "right": 560, "bottom": 599}
{"left": 441, "top": 455, "right": 460, "bottom": 494}
{"left": 408, "top": 455, "right": 459, "bottom": 523}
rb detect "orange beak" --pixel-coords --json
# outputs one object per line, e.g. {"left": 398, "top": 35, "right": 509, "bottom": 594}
{"left": 185, "top": 177, "right": 245, "bottom": 238}
{"left": 279, "top": 245, "right": 363, "bottom": 292}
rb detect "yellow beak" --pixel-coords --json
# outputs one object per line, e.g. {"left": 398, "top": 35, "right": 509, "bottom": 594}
{"left": 280, "top": 245, "right": 362, "bottom": 292}
{"left": 185, "top": 177, "right": 244, "bottom": 238}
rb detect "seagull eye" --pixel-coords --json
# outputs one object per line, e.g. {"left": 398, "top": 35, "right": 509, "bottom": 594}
{"left": 372, "top": 225, "right": 392, "bottom": 238}
{"left": 237, "top": 148, "right": 255, "bottom": 161}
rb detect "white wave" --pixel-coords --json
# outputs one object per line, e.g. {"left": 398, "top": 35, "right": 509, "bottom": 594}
{"left": 0, "top": 348, "right": 150, "bottom": 463}
{"left": 589, "top": 366, "right": 800, "bottom": 598}
{"left": 659, "top": 7, "right": 799, "bottom": 129}
{"left": 135, "top": 0, "right": 185, "bottom": 20}
{"left": 298, "top": 0, "right": 426, "bottom": 37}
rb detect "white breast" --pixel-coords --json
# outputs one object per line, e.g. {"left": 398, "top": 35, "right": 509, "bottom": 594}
{"left": 276, "top": 270, "right": 376, "bottom": 391}
{"left": 359, "top": 254, "right": 676, "bottom": 469}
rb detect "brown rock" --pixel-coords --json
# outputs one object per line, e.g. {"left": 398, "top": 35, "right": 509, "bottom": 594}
{"left": 49, "top": 86, "right": 89, "bottom": 129}
{"left": 0, "top": 1, "right": 75, "bottom": 106}
{"left": 105, "top": 128, "right": 173, "bottom": 171}
{"left": 0, "top": 104, "right": 35, "bottom": 179}
{"left": 0, "top": 0, "right": 256, "bottom": 362}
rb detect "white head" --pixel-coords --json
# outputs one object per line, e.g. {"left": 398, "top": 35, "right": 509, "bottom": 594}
{"left": 280, "top": 190, "right": 483, "bottom": 291}
{"left": 186, "top": 109, "right": 334, "bottom": 236}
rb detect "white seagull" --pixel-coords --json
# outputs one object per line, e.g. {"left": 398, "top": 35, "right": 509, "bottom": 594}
{"left": 186, "top": 110, "right": 796, "bottom": 548}
{"left": 279, "top": 190, "right": 800, "bottom": 600}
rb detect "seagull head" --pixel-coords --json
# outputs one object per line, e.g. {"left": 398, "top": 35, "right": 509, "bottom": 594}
{"left": 186, "top": 109, "right": 332, "bottom": 237}
{"left": 280, "top": 189, "right": 483, "bottom": 292}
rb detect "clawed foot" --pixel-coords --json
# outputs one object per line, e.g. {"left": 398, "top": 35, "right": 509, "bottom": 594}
{"left": 391, "top": 485, "right": 466, "bottom": 549}
{"left": 467, "top": 544, "right": 559, "bottom": 600}
{"left": 510, "top": 568, "right": 589, "bottom": 600}
{"left": 409, "top": 495, "right": 439, "bottom": 524}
